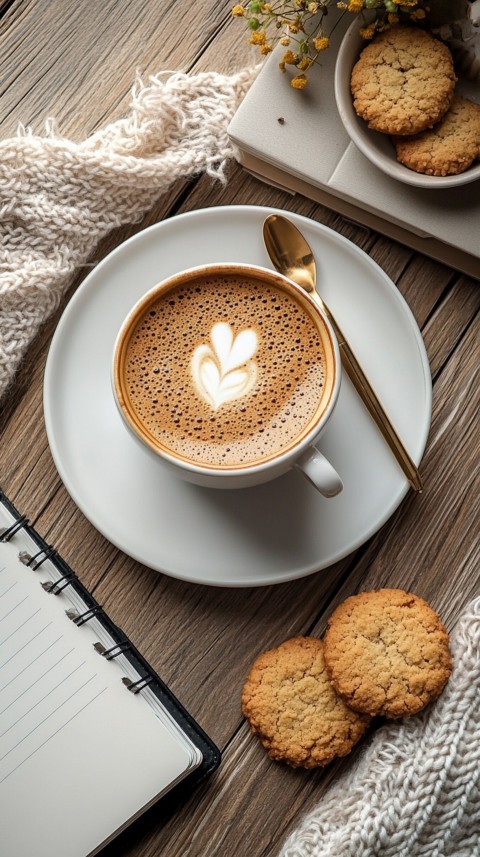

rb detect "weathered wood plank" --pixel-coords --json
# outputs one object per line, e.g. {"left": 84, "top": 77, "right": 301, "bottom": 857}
{"left": 0, "top": 0, "right": 252, "bottom": 137}
{"left": 423, "top": 277, "right": 480, "bottom": 379}
{"left": 393, "top": 254, "right": 456, "bottom": 330}
{"left": 0, "top": 0, "right": 19, "bottom": 26}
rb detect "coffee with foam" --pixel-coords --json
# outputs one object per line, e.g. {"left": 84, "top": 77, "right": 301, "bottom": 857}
{"left": 117, "top": 269, "right": 331, "bottom": 469}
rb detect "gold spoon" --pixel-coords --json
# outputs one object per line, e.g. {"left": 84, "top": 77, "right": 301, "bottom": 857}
{"left": 263, "top": 214, "right": 423, "bottom": 494}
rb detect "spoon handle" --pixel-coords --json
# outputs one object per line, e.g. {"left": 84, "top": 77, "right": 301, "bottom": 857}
{"left": 313, "top": 292, "right": 423, "bottom": 494}
{"left": 263, "top": 213, "right": 423, "bottom": 493}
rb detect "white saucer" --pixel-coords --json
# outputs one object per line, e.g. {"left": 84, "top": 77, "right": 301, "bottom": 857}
{"left": 44, "top": 206, "right": 431, "bottom": 587}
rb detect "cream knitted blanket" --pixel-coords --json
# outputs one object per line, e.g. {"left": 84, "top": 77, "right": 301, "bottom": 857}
{"left": 280, "top": 597, "right": 480, "bottom": 857}
{"left": 0, "top": 67, "right": 257, "bottom": 403}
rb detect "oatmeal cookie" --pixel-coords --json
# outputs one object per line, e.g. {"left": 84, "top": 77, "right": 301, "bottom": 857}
{"left": 241, "top": 636, "right": 370, "bottom": 768}
{"left": 323, "top": 589, "right": 452, "bottom": 719}
{"left": 393, "top": 95, "right": 480, "bottom": 176}
{"left": 350, "top": 27, "right": 456, "bottom": 136}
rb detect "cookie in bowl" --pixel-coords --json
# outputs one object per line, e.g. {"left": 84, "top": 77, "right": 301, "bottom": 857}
{"left": 350, "top": 26, "right": 456, "bottom": 136}
{"left": 393, "top": 95, "right": 480, "bottom": 176}
{"left": 334, "top": 18, "right": 480, "bottom": 187}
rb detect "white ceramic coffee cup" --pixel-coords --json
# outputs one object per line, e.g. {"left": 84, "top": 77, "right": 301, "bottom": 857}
{"left": 112, "top": 263, "right": 343, "bottom": 496}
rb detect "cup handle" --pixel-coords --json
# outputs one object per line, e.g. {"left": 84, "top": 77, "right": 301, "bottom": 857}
{"left": 295, "top": 446, "right": 343, "bottom": 498}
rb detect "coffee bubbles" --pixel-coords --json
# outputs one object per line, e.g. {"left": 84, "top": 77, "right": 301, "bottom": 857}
{"left": 123, "top": 273, "right": 327, "bottom": 468}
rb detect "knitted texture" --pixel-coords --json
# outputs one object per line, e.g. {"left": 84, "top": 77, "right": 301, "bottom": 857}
{"left": 0, "top": 67, "right": 257, "bottom": 402}
{"left": 280, "top": 597, "right": 480, "bottom": 857}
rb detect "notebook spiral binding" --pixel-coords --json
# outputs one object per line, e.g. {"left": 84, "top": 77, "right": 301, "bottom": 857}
{"left": 66, "top": 606, "right": 105, "bottom": 626}
{"left": 41, "top": 573, "right": 76, "bottom": 595}
{"left": 93, "top": 643, "right": 154, "bottom": 692}
{"left": 94, "top": 641, "right": 132, "bottom": 659}
{"left": 0, "top": 514, "right": 29, "bottom": 542}
{"left": 0, "top": 487, "right": 221, "bottom": 778}
{"left": 0, "top": 496, "right": 166, "bottom": 699}
{"left": 122, "top": 675, "right": 155, "bottom": 694}
{"left": 19, "top": 546, "right": 59, "bottom": 570}
{"left": 0, "top": 491, "right": 152, "bottom": 695}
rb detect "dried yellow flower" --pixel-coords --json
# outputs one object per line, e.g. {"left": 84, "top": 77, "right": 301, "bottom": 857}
{"left": 231, "top": 0, "right": 431, "bottom": 94}
{"left": 313, "top": 36, "right": 329, "bottom": 51}
{"left": 291, "top": 74, "right": 307, "bottom": 89}
{"left": 297, "top": 57, "right": 313, "bottom": 70}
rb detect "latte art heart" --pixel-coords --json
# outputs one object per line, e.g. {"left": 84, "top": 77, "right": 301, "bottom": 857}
{"left": 191, "top": 322, "right": 258, "bottom": 409}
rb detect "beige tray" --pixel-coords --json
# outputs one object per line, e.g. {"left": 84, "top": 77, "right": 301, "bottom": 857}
{"left": 228, "top": 11, "right": 480, "bottom": 280}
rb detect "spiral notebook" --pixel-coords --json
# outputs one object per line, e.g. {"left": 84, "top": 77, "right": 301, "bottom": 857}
{"left": 0, "top": 489, "right": 220, "bottom": 857}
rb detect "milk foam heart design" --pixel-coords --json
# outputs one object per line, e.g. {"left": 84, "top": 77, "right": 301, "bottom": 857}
{"left": 191, "top": 322, "right": 258, "bottom": 409}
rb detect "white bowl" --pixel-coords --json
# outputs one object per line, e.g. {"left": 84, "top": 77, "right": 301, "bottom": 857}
{"left": 334, "top": 18, "right": 480, "bottom": 189}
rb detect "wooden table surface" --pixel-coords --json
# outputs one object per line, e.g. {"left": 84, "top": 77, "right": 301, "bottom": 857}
{"left": 1, "top": 2, "right": 479, "bottom": 856}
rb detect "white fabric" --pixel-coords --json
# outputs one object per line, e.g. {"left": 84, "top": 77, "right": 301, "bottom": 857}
{"left": 280, "top": 597, "right": 480, "bottom": 857}
{"left": 0, "top": 67, "right": 257, "bottom": 402}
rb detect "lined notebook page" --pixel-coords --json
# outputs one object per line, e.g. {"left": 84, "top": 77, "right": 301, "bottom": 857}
{"left": 0, "top": 503, "right": 202, "bottom": 857}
